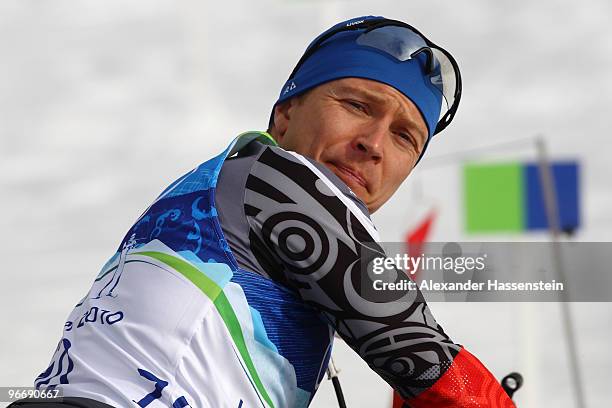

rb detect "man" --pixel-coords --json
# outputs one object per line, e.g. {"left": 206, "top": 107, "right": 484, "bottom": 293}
{"left": 14, "top": 16, "right": 515, "bottom": 408}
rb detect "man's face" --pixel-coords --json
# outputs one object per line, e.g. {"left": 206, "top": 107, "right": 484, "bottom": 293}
{"left": 272, "top": 77, "right": 429, "bottom": 213}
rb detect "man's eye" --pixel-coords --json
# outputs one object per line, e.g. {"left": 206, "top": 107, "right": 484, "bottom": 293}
{"left": 346, "top": 100, "right": 367, "bottom": 113}
{"left": 399, "top": 132, "right": 419, "bottom": 151}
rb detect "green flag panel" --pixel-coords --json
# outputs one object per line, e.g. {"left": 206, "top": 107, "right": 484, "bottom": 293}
{"left": 464, "top": 163, "right": 523, "bottom": 233}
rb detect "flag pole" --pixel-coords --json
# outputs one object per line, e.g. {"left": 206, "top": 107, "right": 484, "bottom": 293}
{"left": 535, "top": 136, "right": 586, "bottom": 408}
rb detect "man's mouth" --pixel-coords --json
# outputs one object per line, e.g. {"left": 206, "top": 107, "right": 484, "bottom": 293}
{"left": 328, "top": 162, "right": 368, "bottom": 190}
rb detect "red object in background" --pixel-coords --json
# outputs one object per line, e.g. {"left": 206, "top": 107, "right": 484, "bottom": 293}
{"left": 404, "top": 209, "right": 436, "bottom": 281}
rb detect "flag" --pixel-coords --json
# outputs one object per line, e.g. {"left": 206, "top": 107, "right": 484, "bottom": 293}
{"left": 464, "top": 161, "right": 580, "bottom": 234}
{"left": 404, "top": 209, "right": 436, "bottom": 281}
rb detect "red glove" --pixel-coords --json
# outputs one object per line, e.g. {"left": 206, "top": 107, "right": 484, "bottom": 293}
{"left": 396, "top": 347, "right": 516, "bottom": 408}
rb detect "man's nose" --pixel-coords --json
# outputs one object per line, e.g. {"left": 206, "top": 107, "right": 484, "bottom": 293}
{"left": 352, "top": 125, "right": 385, "bottom": 162}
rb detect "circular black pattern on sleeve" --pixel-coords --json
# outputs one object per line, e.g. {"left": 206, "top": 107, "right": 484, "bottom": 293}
{"left": 244, "top": 147, "right": 460, "bottom": 399}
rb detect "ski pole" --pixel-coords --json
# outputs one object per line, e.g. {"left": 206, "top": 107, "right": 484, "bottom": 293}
{"left": 327, "top": 357, "right": 347, "bottom": 408}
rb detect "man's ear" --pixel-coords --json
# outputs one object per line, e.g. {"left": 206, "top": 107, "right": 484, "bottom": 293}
{"left": 271, "top": 99, "right": 293, "bottom": 143}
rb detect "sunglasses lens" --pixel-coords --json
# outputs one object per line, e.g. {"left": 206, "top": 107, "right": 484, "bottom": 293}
{"left": 356, "top": 26, "right": 459, "bottom": 123}
{"left": 356, "top": 26, "right": 428, "bottom": 61}
{"left": 431, "top": 48, "right": 457, "bottom": 118}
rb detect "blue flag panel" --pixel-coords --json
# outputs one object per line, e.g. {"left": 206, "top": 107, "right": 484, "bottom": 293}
{"left": 525, "top": 162, "right": 580, "bottom": 232}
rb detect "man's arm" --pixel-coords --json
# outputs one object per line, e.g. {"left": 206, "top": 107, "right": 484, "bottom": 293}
{"left": 243, "top": 145, "right": 515, "bottom": 407}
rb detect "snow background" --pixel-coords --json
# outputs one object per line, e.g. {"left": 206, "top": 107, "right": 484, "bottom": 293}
{"left": 1, "top": 1, "right": 611, "bottom": 407}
